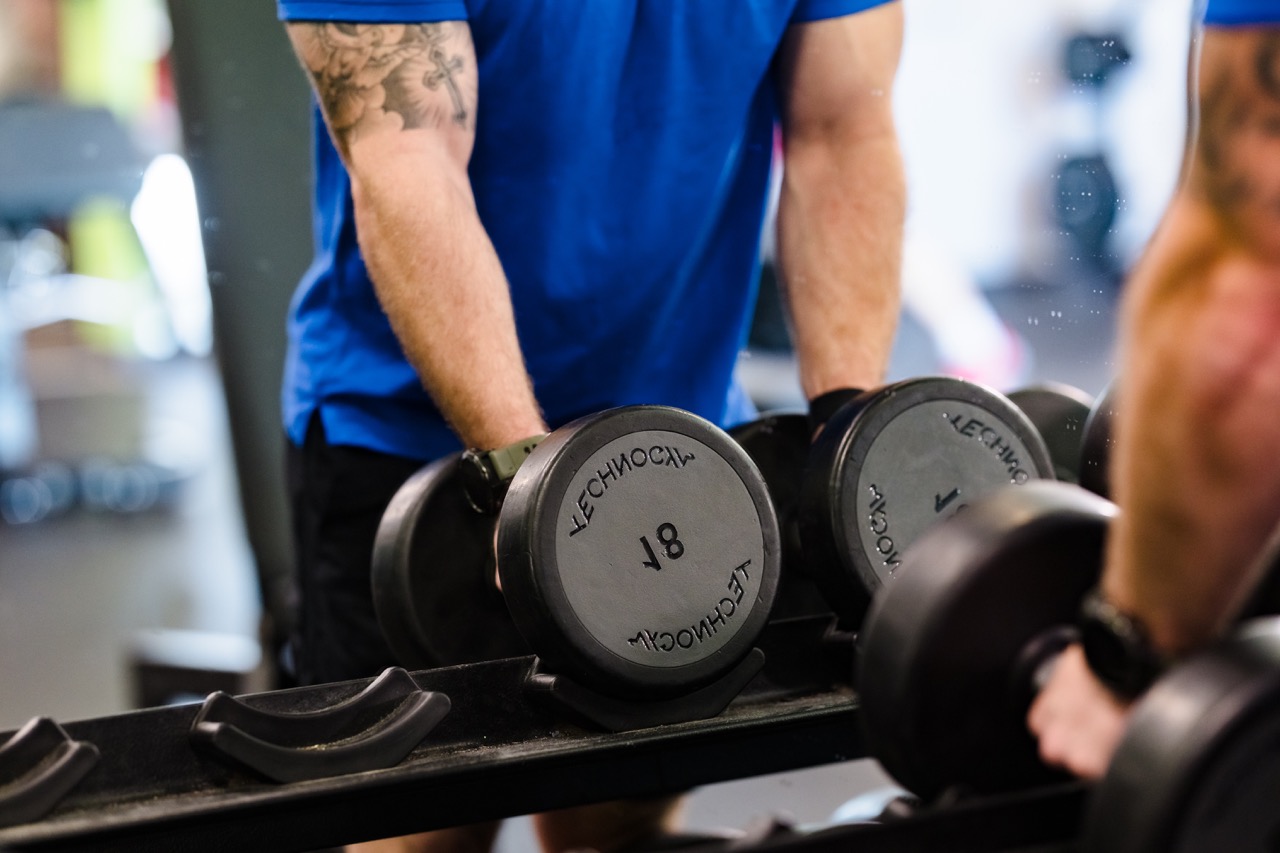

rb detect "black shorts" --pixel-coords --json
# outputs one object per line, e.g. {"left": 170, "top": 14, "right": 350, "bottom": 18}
{"left": 286, "top": 415, "right": 426, "bottom": 686}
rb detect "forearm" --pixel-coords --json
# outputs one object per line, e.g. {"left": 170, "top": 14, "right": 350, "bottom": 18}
{"left": 1029, "top": 22, "right": 1280, "bottom": 782}
{"left": 1103, "top": 26, "right": 1280, "bottom": 655}
{"left": 351, "top": 147, "right": 546, "bottom": 450}
{"left": 773, "top": 3, "right": 905, "bottom": 398}
{"left": 1106, "top": 206, "right": 1280, "bottom": 654}
{"left": 776, "top": 128, "right": 905, "bottom": 397}
{"left": 285, "top": 21, "right": 545, "bottom": 451}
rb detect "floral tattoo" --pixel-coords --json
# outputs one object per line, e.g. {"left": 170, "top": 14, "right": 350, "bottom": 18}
{"left": 294, "top": 22, "right": 473, "bottom": 156}
{"left": 1197, "top": 33, "right": 1280, "bottom": 233}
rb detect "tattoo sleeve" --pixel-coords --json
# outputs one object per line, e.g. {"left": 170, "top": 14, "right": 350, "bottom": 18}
{"left": 1193, "top": 30, "right": 1280, "bottom": 248}
{"left": 288, "top": 22, "right": 475, "bottom": 158}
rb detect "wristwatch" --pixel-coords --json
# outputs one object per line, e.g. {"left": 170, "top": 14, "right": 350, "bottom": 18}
{"left": 458, "top": 433, "right": 547, "bottom": 515}
{"left": 1077, "top": 587, "right": 1166, "bottom": 699}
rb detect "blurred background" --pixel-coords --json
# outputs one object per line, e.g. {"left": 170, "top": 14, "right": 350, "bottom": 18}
{"left": 0, "top": 0, "right": 1192, "bottom": 841}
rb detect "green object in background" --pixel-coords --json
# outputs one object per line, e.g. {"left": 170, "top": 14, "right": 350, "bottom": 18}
{"left": 59, "top": 0, "right": 165, "bottom": 120}
{"left": 67, "top": 197, "right": 154, "bottom": 354}
{"left": 58, "top": 0, "right": 169, "bottom": 355}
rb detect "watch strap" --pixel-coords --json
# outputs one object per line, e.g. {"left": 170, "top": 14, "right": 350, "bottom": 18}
{"left": 461, "top": 433, "right": 547, "bottom": 515}
{"left": 1078, "top": 587, "right": 1166, "bottom": 699}
{"left": 487, "top": 434, "right": 546, "bottom": 482}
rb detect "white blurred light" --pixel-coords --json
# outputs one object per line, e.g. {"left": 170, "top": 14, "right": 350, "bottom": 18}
{"left": 131, "top": 153, "right": 213, "bottom": 357}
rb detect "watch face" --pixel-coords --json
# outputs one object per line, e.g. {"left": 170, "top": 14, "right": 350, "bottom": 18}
{"left": 1082, "top": 617, "right": 1127, "bottom": 678}
{"left": 1080, "top": 605, "right": 1158, "bottom": 698}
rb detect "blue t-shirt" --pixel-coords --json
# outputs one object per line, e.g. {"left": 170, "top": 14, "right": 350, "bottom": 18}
{"left": 1204, "top": 0, "right": 1280, "bottom": 24}
{"left": 277, "top": 0, "right": 891, "bottom": 460}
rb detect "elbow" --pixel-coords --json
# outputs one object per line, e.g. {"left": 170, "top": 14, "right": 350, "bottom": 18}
{"left": 783, "top": 100, "right": 899, "bottom": 164}
{"left": 780, "top": 117, "right": 905, "bottom": 219}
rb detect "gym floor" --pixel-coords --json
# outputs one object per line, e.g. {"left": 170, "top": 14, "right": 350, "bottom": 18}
{"left": 0, "top": 275, "right": 1117, "bottom": 847}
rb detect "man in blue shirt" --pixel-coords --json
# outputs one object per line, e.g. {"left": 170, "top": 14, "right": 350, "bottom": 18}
{"left": 1029, "top": 0, "right": 1280, "bottom": 777}
{"left": 276, "top": 2, "right": 905, "bottom": 850}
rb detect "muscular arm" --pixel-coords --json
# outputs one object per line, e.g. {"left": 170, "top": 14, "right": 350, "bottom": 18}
{"left": 285, "top": 22, "right": 546, "bottom": 450}
{"left": 1031, "top": 25, "right": 1280, "bottom": 777}
{"left": 774, "top": 2, "right": 906, "bottom": 397}
{"left": 1105, "top": 24, "right": 1280, "bottom": 655}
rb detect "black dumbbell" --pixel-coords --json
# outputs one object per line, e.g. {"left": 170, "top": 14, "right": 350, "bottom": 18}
{"left": 731, "top": 377, "right": 1055, "bottom": 626}
{"left": 1079, "top": 381, "right": 1117, "bottom": 499}
{"left": 727, "top": 413, "right": 811, "bottom": 599}
{"left": 858, "top": 481, "right": 1113, "bottom": 798}
{"left": 1008, "top": 381, "right": 1095, "bottom": 484}
{"left": 1008, "top": 378, "right": 1115, "bottom": 498}
{"left": 858, "top": 480, "right": 1280, "bottom": 826}
{"left": 1084, "top": 615, "right": 1280, "bottom": 853}
{"left": 372, "top": 405, "right": 781, "bottom": 707}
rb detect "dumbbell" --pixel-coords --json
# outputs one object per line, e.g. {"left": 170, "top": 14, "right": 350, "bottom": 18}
{"left": 858, "top": 480, "right": 1114, "bottom": 798}
{"left": 857, "top": 480, "right": 1280, "bottom": 846}
{"left": 1008, "top": 379, "right": 1115, "bottom": 494}
{"left": 1085, "top": 615, "right": 1280, "bottom": 853}
{"left": 1008, "top": 381, "right": 1095, "bottom": 484}
{"left": 79, "top": 458, "right": 185, "bottom": 514}
{"left": 731, "top": 377, "right": 1055, "bottom": 626}
{"left": 372, "top": 405, "right": 781, "bottom": 705}
{"left": 1079, "top": 381, "right": 1117, "bottom": 499}
{"left": 0, "top": 462, "right": 77, "bottom": 525}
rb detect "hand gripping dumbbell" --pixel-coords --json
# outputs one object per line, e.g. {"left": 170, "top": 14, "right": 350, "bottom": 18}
{"left": 731, "top": 376, "right": 1055, "bottom": 626}
{"left": 857, "top": 480, "right": 1280, "bottom": 852}
{"left": 372, "top": 406, "right": 781, "bottom": 725}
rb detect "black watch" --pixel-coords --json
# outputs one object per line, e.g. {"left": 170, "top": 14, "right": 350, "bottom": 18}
{"left": 1077, "top": 587, "right": 1166, "bottom": 699}
{"left": 458, "top": 434, "right": 547, "bottom": 515}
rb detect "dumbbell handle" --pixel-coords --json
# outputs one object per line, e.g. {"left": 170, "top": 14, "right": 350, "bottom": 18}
{"left": 1015, "top": 608, "right": 1172, "bottom": 730}
{"left": 806, "top": 387, "right": 867, "bottom": 436}
{"left": 1011, "top": 625, "right": 1081, "bottom": 712}
{"left": 461, "top": 433, "right": 547, "bottom": 515}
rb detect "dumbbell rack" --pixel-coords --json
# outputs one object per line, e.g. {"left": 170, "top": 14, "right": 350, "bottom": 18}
{"left": 0, "top": 616, "right": 1085, "bottom": 853}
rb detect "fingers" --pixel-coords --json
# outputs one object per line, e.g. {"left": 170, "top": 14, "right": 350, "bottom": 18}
{"left": 1026, "top": 645, "right": 1132, "bottom": 781}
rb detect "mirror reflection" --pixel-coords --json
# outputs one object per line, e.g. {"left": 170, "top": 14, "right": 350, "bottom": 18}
{"left": 0, "top": 0, "right": 1198, "bottom": 843}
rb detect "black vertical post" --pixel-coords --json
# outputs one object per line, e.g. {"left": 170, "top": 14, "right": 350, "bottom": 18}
{"left": 166, "top": 0, "right": 313, "bottom": 676}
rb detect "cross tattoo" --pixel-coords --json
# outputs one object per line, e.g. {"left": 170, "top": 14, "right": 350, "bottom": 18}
{"left": 425, "top": 46, "right": 466, "bottom": 124}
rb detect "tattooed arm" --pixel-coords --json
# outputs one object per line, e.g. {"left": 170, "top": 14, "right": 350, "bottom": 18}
{"left": 286, "top": 22, "right": 546, "bottom": 450}
{"left": 1029, "top": 22, "right": 1280, "bottom": 779}
{"left": 1103, "top": 25, "right": 1280, "bottom": 657}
